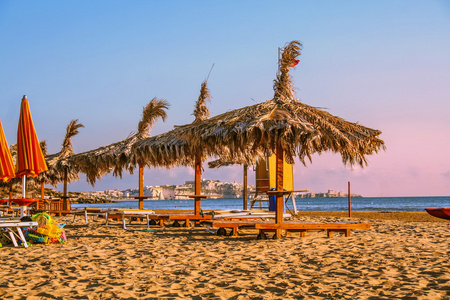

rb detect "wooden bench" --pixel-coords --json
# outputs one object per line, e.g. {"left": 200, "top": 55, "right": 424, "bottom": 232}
{"left": 143, "top": 214, "right": 170, "bottom": 226}
{"left": 255, "top": 221, "right": 371, "bottom": 238}
{"left": 204, "top": 220, "right": 266, "bottom": 236}
{"left": 70, "top": 208, "right": 106, "bottom": 223}
{"left": 104, "top": 209, "right": 156, "bottom": 229}
{"left": 168, "top": 214, "right": 213, "bottom": 227}
{"left": 203, "top": 212, "right": 293, "bottom": 236}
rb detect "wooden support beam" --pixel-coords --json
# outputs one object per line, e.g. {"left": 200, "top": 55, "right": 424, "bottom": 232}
{"left": 139, "top": 165, "right": 144, "bottom": 210}
{"left": 275, "top": 141, "right": 284, "bottom": 239}
{"left": 63, "top": 168, "right": 68, "bottom": 211}
{"left": 194, "top": 153, "right": 202, "bottom": 215}
{"left": 243, "top": 164, "right": 248, "bottom": 210}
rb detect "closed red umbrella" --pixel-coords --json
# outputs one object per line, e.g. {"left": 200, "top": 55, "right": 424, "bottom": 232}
{"left": 0, "top": 120, "right": 15, "bottom": 183}
{"left": 15, "top": 95, "right": 48, "bottom": 216}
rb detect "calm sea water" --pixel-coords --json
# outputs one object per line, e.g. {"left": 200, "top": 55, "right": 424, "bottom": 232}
{"left": 72, "top": 196, "right": 450, "bottom": 212}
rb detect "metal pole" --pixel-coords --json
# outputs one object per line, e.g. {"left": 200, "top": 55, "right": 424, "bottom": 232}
{"left": 20, "top": 176, "right": 26, "bottom": 217}
{"left": 348, "top": 181, "right": 351, "bottom": 218}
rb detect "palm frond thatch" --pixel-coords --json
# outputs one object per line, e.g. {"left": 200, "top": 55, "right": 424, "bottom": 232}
{"left": 171, "top": 40, "right": 385, "bottom": 167}
{"left": 138, "top": 98, "right": 169, "bottom": 135}
{"left": 134, "top": 80, "right": 238, "bottom": 169}
{"left": 193, "top": 80, "right": 211, "bottom": 122}
{"left": 66, "top": 98, "right": 169, "bottom": 185}
{"left": 36, "top": 120, "right": 84, "bottom": 187}
{"left": 61, "top": 119, "right": 84, "bottom": 157}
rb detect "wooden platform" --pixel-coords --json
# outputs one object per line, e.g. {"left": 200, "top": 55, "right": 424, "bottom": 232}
{"left": 204, "top": 220, "right": 370, "bottom": 238}
{"left": 168, "top": 214, "right": 213, "bottom": 227}
{"left": 204, "top": 220, "right": 265, "bottom": 236}
{"left": 255, "top": 221, "right": 371, "bottom": 238}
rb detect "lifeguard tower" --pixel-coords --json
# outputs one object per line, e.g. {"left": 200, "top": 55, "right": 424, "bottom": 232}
{"left": 250, "top": 153, "right": 299, "bottom": 212}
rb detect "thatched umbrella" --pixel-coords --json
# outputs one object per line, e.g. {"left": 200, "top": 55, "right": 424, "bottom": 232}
{"left": 171, "top": 41, "right": 385, "bottom": 238}
{"left": 34, "top": 119, "right": 84, "bottom": 208}
{"left": 68, "top": 98, "right": 169, "bottom": 209}
{"left": 134, "top": 81, "right": 213, "bottom": 215}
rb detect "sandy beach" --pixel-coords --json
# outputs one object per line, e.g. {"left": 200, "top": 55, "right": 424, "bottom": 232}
{"left": 1, "top": 211, "right": 449, "bottom": 299}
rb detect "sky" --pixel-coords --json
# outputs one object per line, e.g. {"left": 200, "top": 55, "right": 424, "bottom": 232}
{"left": 0, "top": 0, "right": 449, "bottom": 197}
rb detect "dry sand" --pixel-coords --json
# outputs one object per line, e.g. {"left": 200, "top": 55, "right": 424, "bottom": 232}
{"left": 1, "top": 211, "right": 450, "bottom": 299}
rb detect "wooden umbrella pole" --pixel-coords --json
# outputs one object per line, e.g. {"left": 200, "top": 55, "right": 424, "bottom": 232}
{"left": 40, "top": 180, "right": 44, "bottom": 211}
{"left": 63, "top": 168, "right": 68, "bottom": 210}
{"left": 41, "top": 180, "right": 44, "bottom": 200}
{"left": 8, "top": 185, "right": 12, "bottom": 208}
{"left": 275, "top": 141, "right": 284, "bottom": 239}
{"left": 194, "top": 153, "right": 202, "bottom": 215}
{"left": 139, "top": 165, "right": 144, "bottom": 210}
{"left": 243, "top": 164, "right": 248, "bottom": 210}
{"left": 348, "top": 181, "right": 351, "bottom": 218}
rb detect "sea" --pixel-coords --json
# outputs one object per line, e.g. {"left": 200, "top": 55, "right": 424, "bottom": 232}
{"left": 72, "top": 196, "right": 450, "bottom": 212}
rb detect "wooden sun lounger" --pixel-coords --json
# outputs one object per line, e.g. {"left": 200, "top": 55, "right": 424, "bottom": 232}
{"left": 168, "top": 214, "right": 213, "bottom": 227}
{"left": 0, "top": 220, "right": 38, "bottom": 248}
{"left": 70, "top": 208, "right": 106, "bottom": 223}
{"left": 204, "top": 220, "right": 370, "bottom": 238}
{"left": 204, "top": 219, "right": 267, "bottom": 236}
{"left": 215, "top": 212, "right": 291, "bottom": 220}
{"left": 204, "top": 212, "right": 292, "bottom": 236}
{"left": 255, "top": 221, "right": 371, "bottom": 238}
{"left": 103, "top": 209, "right": 156, "bottom": 229}
{"left": 0, "top": 206, "right": 21, "bottom": 217}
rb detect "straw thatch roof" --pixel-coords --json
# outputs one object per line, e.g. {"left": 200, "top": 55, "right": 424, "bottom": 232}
{"left": 36, "top": 120, "right": 84, "bottom": 186}
{"left": 67, "top": 98, "right": 169, "bottom": 185}
{"left": 171, "top": 41, "right": 385, "bottom": 167}
{"left": 133, "top": 82, "right": 211, "bottom": 169}
{"left": 134, "top": 80, "right": 242, "bottom": 169}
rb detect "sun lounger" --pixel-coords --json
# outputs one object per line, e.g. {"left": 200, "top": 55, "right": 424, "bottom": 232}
{"left": 0, "top": 206, "right": 21, "bottom": 217}
{"left": 168, "top": 214, "right": 213, "bottom": 227}
{"left": 0, "top": 220, "right": 38, "bottom": 248}
{"left": 204, "top": 219, "right": 267, "bottom": 236}
{"left": 213, "top": 212, "right": 291, "bottom": 220}
{"left": 204, "top": 212, "right": 292, "bottom": 236}
{"left": 255, "top": 221, "right": 371, "bottom": 238}
{"left": 70, "top": 208, "right": 107, "bottom": 223}
{"left": 204, "top": 219, "right": 370, "bottom": 238}
{"left": 103, "top": 209, "right": 155, "bottom": 229}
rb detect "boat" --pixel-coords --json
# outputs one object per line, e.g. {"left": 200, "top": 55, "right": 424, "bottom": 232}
{"left": 425, "top": 208, "right": 450, "bottom": 220}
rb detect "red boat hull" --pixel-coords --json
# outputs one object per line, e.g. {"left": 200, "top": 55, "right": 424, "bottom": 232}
{"left": 425, "top": 208, "right": 450, "bottom": 220}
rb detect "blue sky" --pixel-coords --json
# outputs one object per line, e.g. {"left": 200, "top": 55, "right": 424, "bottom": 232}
{"left": 1, "top": 0, "right": 449, "bottom": 196}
